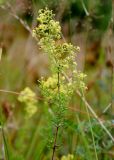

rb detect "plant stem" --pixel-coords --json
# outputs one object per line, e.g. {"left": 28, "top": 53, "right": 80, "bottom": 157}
{"left": 76, "top": 115, "right": 92, "bottom": 159}
{"left": 63, "top": 72, "right": 114, "bottom": 142}
{"left": 0, "top": 107, "right": 9, "bottom": 160}
{"left": 84, "top": 94, "right": 98, "bottom": 160}
{"left": 80, "top": 0, "right": 89, "bottom": 16}
{"left": 0, "top": 2, "right": 32, "bottom": 34}
{"left": 110, "top": 65, "right": 114, "bottom": 111}
{"left": 51, "top": 68, "right": 60, "bottom": 160}
{"left": 52, "top": 126, "right": 59, "bottom": 160}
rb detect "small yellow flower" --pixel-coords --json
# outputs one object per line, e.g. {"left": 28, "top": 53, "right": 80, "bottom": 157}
{"left": 61, "top": 154, "right": 74, "bottom": 160}
{"left": 18, "top": 87, "right": 37, "bottom": 118}
{"left": 76, "top": 46, "right": 80, "bottom": 52}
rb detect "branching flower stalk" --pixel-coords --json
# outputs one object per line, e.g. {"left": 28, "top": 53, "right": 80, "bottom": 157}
{"left": 33, "top": 8, "right": 86, "bottom": 159}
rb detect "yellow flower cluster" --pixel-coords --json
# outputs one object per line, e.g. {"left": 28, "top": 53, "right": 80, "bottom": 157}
{"left": 33, "top": 8, "right": 80, "bottom": 71}
{"left": 54, "top": 43, "right": 77, "bottom": 70}
{"left": 40, "top": 75, "right": 71, "bottom": 100}
{"left": 18, "top": 87, "right": 37, "bottom": 118}
{"left": 33, "top": 8, "right": 61, "bottom": 40}
{"left": 33, "top": 8, "right": 87, "bottom": 102}
{"left": 72, "top": 71, "right": 87, "bottom": 91}
{"left": 61, "top": 154, "right": 74, "bottom": 160}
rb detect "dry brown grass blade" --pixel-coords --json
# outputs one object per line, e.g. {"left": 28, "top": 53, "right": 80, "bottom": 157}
{"left": 63, "top": 72, "right": 114, "bottom": 142}
{"left": 0, "top": 48, "right": 2, "bottom": 61}
{"left": 76, "top": 90, "right": 114, "bottom": 143}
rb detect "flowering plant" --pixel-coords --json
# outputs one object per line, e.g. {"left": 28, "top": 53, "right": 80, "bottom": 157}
{"left": 19, "top": 8, "right": 86, "bottom": 159}
{"left": 32, "top": 8, "right": 87, "bottom": 159}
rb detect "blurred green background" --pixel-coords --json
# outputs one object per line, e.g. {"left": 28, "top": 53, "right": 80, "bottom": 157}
{"left": 0, "top": 0, "right": 114, "bottom": 160}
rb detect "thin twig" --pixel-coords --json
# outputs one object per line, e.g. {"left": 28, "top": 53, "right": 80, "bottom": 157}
{"left": 0, "top": 89, "right": 20, "bottom": 95}
{"left": 1, "top": 127, "right": 10, "bottom": 160}
{"left": 69, "top": 107, "right": 93, "bottom": 117}
{"left": 0, "top": 3, "right": 32, "bottom": 34}
{"left": 0, "top": 48, "right": 2, "bottom": 61}
{"left": 80, "top": 0, "right": 89, "bottom": 16}
{"left": 77, "top": 91, "right": 114, "bottom": 142}
{"left": 110, "top": 65, "right": 114, "bottom": 110}
{"left": 102, "top": 103, "right": 111, "bottom": 114}
{"left": 0, "top": 89, "right": 43, "bottom": 100}
{"left": 63, "top": 72, "right": 114, "bottom": 142}
{"left": 83, "top": 92, "right": 98, "bottom": 160}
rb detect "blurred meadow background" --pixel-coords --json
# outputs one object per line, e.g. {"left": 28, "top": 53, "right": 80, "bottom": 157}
{"left": 0, "top": 0, "right": 114, "bottom": 160}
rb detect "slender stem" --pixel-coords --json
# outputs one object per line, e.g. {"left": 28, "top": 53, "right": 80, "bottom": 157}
{"left": 76, "top": 115, "right": 92, "bottom": 159}
{"left": 0, "top": 107, "right": 9, "bottom": 160}
{"left": 110, "top": 65, "right": 114, "bottom": 111}
{"left": 0, "top": 89, "right": 43, "bottom": 100}
{"left": 1, "top": 126, "right": 10, "bottom": 160}
{"left": 51, "top": 126, "right": 59, "bottom": 160}
{"left": 63, "top": 72, "right": 114, "bottom": 142}
{"left": 79, "top": 92, "right": 114, "bottom": 143}
{"left": 0, "top": 89, "right": 20, "bottom": 95}
{"left": 83, "top": 93, "right": 98, "bottom": 160}
{"left": 80, "top": 0, "right": 89, "bottom": 16}
{"left": 51, "top": 67, "right": 60, "bottom": 160}
{"left": 0, "top": 3, "right": 32, "bottom": 34}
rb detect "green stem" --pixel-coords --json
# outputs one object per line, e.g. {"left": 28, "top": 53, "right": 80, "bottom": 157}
{"left": 0, "top": 106, "right": 9, "bottom": 160}
{"left": 80, "top": 0, "right": 89, "bottom": 16}
{"left": 83, "top": 93, "right": 98, "bottom": 160}
{"left": 110, "top": 65, "right": 114, "bottom": 111}
{"left": 76, "top": 115, "right": 92, "bottom": 159}
{"left": 51, "top": 67, "right": 60, "bottom": 160}
{"left": 51, "top": 126, "right": 59, "bottom": 160}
